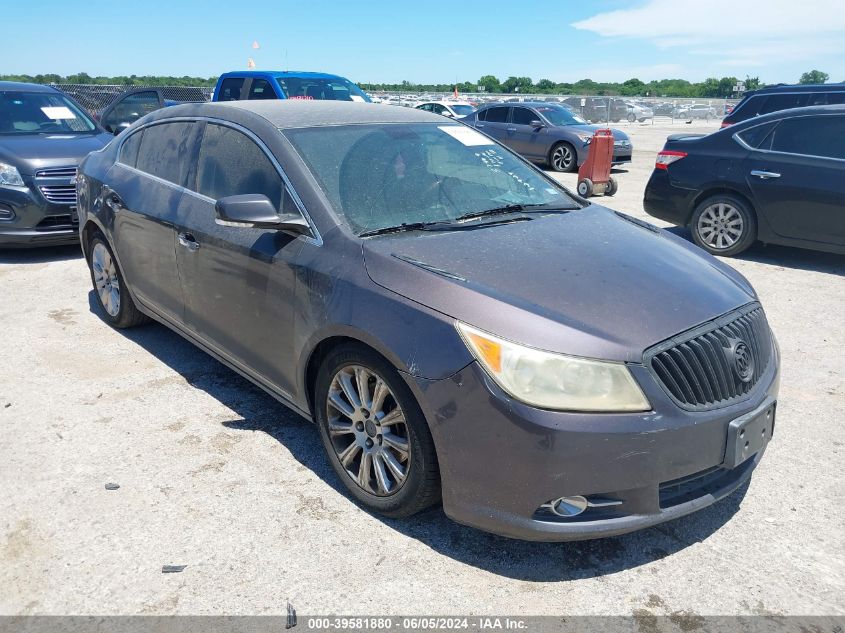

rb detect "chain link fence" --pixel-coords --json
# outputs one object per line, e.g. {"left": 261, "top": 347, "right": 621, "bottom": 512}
{"left": 50, "top": 84, "right": 739, "bottom": 124}
{"left": 50, "top": 84, "right": 213, "bottom": 114}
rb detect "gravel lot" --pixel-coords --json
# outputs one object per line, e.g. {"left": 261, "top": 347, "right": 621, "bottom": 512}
{"left": 1, "top": 119, "right": 843, "bottom": 618}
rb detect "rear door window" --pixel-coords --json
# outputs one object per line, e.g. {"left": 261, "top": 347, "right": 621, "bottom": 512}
{"left": 105, "top": 91, "right": 160, "bottom": 129}
{"left": 195, "top": 123, "right": 283, "bottom": 207}
{"left": 485, "top": 107, "right": 509, "bottom": 123}
{"left": 248, "top": 79, "right": 277, "bottom": 100}
{"left": 769, "top": 115, "right": 845, "bottom": 160}
{"left": 119, "top": 129, "right": 144, "bottom": 167}
{"left": 758, "top": 93, "right": 809, "bottom": 115}
{"left": 218, "top": 78, "right": 245, "bottom": 101}
{"left": 735, "top": 121, "right": 778, "bottom": 149}
{"left": 135, "top": 122, "right": 194, "bottom": 186}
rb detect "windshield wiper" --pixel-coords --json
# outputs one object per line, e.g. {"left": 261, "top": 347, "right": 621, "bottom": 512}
{"left": 453, "top": 203, "right": 575, "bottom": 223}
{"left": 359, "top": 221, "right": 452, "bottom": 237}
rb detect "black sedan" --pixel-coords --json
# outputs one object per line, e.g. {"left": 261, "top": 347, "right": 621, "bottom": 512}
{"left": 644, "top": 105, "right": 845, "bottom": 256}
{"left": 77, "top": 101, "right": 777, "bottom": 541}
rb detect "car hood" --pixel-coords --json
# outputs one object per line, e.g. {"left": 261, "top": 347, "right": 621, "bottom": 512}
{"left": 566, "top": 124, "right": 629, "bottom": 141}
{"left": 0, "top": 133, "right": 112, "bottom": 175}
{"left": 362, "top": 207, "right": 756, "bottom": 363}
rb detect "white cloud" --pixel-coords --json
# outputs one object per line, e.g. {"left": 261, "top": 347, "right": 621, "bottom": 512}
{"left": 572, "top": 0, "right": 845, "bottom": 76}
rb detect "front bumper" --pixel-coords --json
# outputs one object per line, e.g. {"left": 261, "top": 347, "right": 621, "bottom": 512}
{"left": 0, "top": 182, "right": 79, "bottom": 248}
{"left": 612, "top": 143, "right": 632, "bottom": 164}
{"left": 411, "top": 346, "right": 779, "bottom": 541}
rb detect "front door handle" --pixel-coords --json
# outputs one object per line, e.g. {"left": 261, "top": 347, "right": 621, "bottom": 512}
{"left": 476, "top": 123, "right": 485, "bottom": 128}
{"left": 750, "top": 170, "right": 781, "bottom": 180}
{"left": 178, "top": 232, "right": 200, "bottom": 252}
{"left": 506, "top": 127, "right": 516, "bottom": 133}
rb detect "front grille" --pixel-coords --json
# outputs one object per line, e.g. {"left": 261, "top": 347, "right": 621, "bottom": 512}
{"left": 35, "top": 167, "right": 77, "bottom": 179}
{"left": 39, "top": 185, "right": 77, "bottom": 205}
{"left": 645, "top": 304, "right": 773, "bottom": 411}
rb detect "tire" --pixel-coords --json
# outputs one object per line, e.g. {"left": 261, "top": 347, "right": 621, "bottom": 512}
{"left": 606, "top": 177, "right": 618, "bottom": 196}
{"left": 549, "top": 142, "right": 577, "bottom": 172}
{"left": 690, "top": 194, "right": 757, "bottom": 257}
{"left": 627, "top": 112, "right": 636, "bottom": 123}
{"left": 87, "top": 233, "right": 149, "bottom": 328}
{"left": 314, "top": 343, "right": 441, "bottom": 518}
{"left": 577, "top": 178, "right": 594, "bottom": 197}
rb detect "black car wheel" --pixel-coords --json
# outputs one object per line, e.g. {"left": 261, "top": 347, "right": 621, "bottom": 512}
{"left": 87, "top": 233, "right": 149, "bottom": 328}
{"left": 690, "top": 195, "right": 757, "bottom": 257}
{"left": 315, "top": 343, "right": 441, "bottom": 518}
{"left": 549, "top": 142, "right": 577, "bottom": 172}
{"left": 627, "top": 113, "right": 636, "bottom": 123}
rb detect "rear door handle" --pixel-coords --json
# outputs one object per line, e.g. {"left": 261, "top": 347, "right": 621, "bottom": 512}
{"left": 506, "top": 127, "right": 516, "bottom": 133}
{"left": 750, "top": 170, "right": 781, "bottom": 180}
{"left": 476, "top": 123, "right": 485, "bottom": 128}
{"left": 178, "top": 232, "right": 200, "bottom": 251}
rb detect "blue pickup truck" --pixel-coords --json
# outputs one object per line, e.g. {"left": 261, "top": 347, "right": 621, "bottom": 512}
{"left": 212, "top": 71, "right": 372, "bottom": 103}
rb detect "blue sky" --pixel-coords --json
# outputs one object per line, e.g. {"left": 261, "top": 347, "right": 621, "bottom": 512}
{"left": 2, "top": 0, "right": 842, "bottom": 84}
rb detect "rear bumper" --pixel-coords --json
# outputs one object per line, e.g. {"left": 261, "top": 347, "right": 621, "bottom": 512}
{"left": 0, "top": 184, "right": 79, "bottom": 247}
{"left": 411, "top": 346, "right": 779, "bottom": 541}
{"left": 643, "top": 169, "right": 697, "bottom": 225}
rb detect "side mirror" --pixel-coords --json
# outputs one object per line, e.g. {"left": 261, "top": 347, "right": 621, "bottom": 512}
{"left": 441, "top": 110, "right": 454, "bottom": 117}
{"left": 114, "top": 122, "right": 131, "bottom": 135}
{"left": 529, "top": 120, "right": 544, "bottom": 128}
{"left": 215, "top": 194, "right": 311, "bottom": 234}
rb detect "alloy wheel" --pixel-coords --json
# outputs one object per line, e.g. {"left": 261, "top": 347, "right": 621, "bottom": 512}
{"left": 326, "top": 365, "right": 411, "bottom": 496}
{"left": 552, "top": 145, "right": 574, "bottom": 171}
{"left": 697, "top": 203, "right": 744, "bottom": 250}
{"left": 92, "top": 242, "right": 120, "bottom": 317}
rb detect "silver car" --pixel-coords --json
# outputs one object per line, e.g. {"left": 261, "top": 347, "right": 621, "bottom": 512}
{"left": 461, "top": 102, "right": 632, "bottom": 172}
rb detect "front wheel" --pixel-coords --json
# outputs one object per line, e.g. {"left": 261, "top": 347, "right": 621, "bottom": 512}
{"left": 627, "top": 112, "right": 636, "bottom": 123}
{"left": 87, "top": 234, "right": 149, "bottom": 328}
{"left": 577, "top": 178, "right": 594, "bottom": 197}
{"left": 690, "top": 195, "right": 757, "bottom": 256}
{"left": 314, "top": 344, "right": 441, "bottom": 518}
{"left": 549, "top": 142, "right": 577, "bottom": 172}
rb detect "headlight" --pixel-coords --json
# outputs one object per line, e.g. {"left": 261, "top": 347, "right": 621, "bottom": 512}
{"left": 575, "top": 133, "right": 592, "bottom": 143}
{"left": 0, "top": 162, "right": 25, "bottom": 187}
{"left": 456, "top": 322, "right": 650, "bottom": 412}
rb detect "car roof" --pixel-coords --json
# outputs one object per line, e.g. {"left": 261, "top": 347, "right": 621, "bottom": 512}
{"left": 218, "top": 70, "right": 350, "bottom": 80}
{"left": 744, "top": 83, "right": 845, "bottom": 96}
{"left": 419, "top": 101, "right": 474, "bottom": 107}
{"left": 0, "top": 81, "right": 60, "bottom": 93}
{"left": 730, "top": 103, "right": 845, "bottom": 128}
{"left": 152, "top": 99, "right": 441, "bottom": 129}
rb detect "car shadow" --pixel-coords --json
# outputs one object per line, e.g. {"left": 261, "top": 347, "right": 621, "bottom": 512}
{"left": 664, "top": 227, "right": 844, "bottom": 276}
{"left": 0, "top": 244, "right": 82, "bottom": 264}
{"left": 91, "top": 291, "right": 749, "bottom": 582}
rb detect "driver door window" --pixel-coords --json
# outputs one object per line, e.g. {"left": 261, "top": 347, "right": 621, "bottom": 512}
{"left": 105, "top": 91, "right": 160, "bottom": 130}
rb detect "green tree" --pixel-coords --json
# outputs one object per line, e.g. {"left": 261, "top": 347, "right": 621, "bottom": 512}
{"left": 535, "top": 78, "right": 556, "bottom": 93}
{"left": 477, "top": 75, "right": 501, "bottom": 93}
{"left": 621, "top": 78, "right": 645, "bottom": 96}
{"left": 799, "top": 70, "right": 829, "bottom": 84}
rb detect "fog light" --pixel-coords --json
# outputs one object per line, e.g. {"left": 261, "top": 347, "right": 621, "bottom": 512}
{"left": 0, "top": 204, "right": 15, "bottom": 221}
{"left": 551, "top": 495, "right": 589, "bottom": 517}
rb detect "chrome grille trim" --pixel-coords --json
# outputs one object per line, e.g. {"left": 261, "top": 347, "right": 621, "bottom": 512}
{"left": 39, "top": 185, "right": 77, "bottom": 205}
{"left": 644, "top": 304, "right": 773, "bottom": 411}
{"left": 35, "top": 167, "right": 78, "bottom": 179}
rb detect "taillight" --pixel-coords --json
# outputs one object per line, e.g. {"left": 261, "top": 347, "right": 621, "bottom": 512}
{"left": 655, "top": 150, "right": 687, "bottom": 170}
{"left": 720, "top": 121, "right": 732, "bottom": 128}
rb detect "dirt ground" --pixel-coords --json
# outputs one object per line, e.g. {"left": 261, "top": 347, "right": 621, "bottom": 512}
{"left": 1, "top": 118, "right": 843, "bottom": 618}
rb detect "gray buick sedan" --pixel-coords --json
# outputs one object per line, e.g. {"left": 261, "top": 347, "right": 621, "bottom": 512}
{"left": 76, "top": 101, "right": 779, "bottom": 541}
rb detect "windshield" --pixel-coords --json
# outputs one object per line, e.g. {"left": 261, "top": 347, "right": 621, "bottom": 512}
{"left": 536, "top": 106, "right": 587, "bottom": 126}
{"left": 450, "top": 104, "right": 475, "bottom": 116}
{"left": 0, "top": 91, "right": 97, "bottom": 135}
{"left": 284, "top": 123, "right": 577, "bottom": 235}
{"left": 276, "top": 77, "right": 372, "bottom": 102}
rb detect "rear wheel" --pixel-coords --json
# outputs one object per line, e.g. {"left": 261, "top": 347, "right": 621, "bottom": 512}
{"left": 314, "top": 344, "right": 440, "bottom": 518}
{"left": 690, "top": 194, "right": 757, "bottom": 256}
{"left": 627, "top": 112, "right": 636, "bottom": 123}
{"left": 87, "top": 234, "right": 149, "bottom": 328}
{"left": 549, "top": 142, "right": 577, "bottom": 172}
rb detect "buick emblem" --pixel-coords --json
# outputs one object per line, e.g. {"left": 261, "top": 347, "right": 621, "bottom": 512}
{"left": 731, "top": 341, "right": 754, "bottom": 383}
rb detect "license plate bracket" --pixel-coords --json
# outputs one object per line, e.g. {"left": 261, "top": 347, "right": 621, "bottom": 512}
{"left": 724, "top": 399, "right": 776, "bottom": 469}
